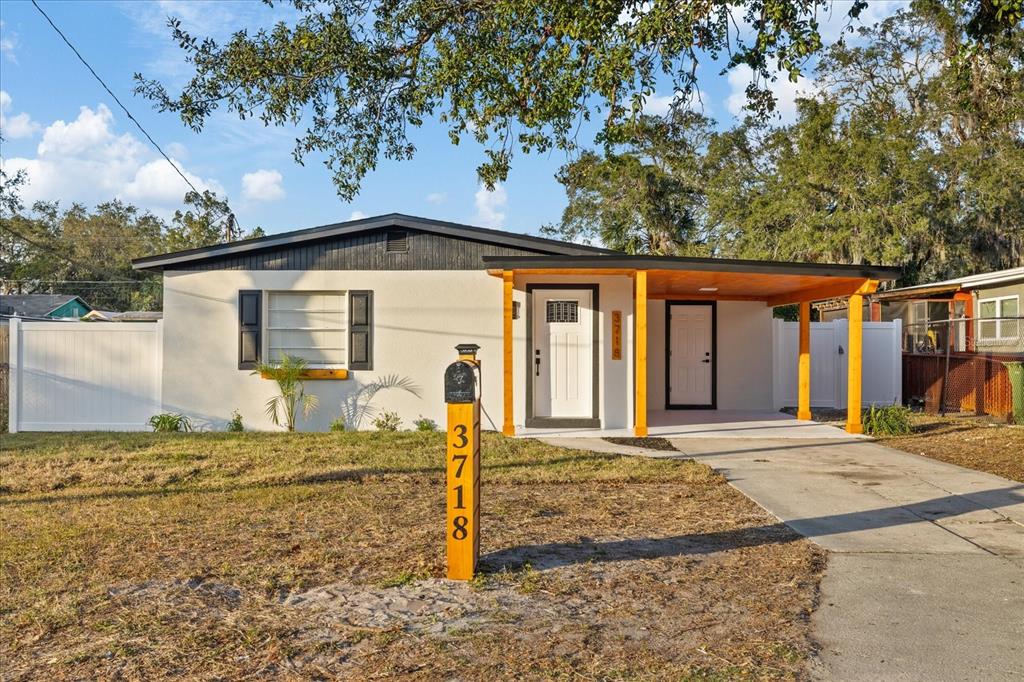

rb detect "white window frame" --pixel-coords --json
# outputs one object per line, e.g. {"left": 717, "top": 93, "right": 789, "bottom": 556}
{"left": 264, "top": 291, "right": 349, "bottom": 368}
{"left": 977, "top": 295, "right": 1019, "bottom": 344}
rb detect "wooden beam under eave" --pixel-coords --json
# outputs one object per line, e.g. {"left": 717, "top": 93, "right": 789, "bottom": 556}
{"left": 498, "top": 267, "right": 637, "bottom": 277}
{"left": 647, "top": 293, "right": 768, "bottom": 302}
{"left": 766, "top": 279, "right": 880, "bottom": 307}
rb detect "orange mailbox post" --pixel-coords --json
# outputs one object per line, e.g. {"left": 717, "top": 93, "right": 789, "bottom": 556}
{"left": 444, "top": 344, "right": 482, "bottom": 580}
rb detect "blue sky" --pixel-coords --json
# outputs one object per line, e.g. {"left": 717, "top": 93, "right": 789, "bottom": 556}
{"left": 0, "top": 1, "right": 905, "bottom": 237}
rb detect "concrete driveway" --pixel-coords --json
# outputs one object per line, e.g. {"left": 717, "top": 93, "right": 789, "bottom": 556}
{"left": 543, "top": 435, "right": 1024, "bottom": 680}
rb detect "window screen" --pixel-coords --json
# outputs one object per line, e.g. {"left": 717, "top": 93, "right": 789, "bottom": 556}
{"left": 979, "top": 296, "right": 1020, "bottom": 342}
{"left": 546, "top": 299, "right": 579, "bottom": 323}
{"left": 267, "top": 292, "right": 347, "bottom": 366}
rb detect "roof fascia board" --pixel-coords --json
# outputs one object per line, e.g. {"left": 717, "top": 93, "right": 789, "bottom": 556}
{"left": 132, "top": 214, "right": 614, "bottom": 270}
{"left": 482, "top": 256, "right": 901, "bottom": 280}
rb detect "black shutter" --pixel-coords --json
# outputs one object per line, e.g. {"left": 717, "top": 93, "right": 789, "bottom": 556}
{"left": 349, "top": 290, "right": 373, "bottom": 370}
{"left": 238, "top": 290, "right": 262, "bottom": 369}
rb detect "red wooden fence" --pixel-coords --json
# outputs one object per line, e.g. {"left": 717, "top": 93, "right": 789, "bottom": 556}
{"left": 903, "top": 352, "right": 1022, "bottom": 421}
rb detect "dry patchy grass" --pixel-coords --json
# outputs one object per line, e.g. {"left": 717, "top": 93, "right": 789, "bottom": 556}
{"left": 784, "top": 407, "right": 1024, "bottom": 482}
{"left": 876, "top": 414, "right": 1024, "bottom": 482}
{"left": 1, "top": 432, "right": 823, "bottom": 680}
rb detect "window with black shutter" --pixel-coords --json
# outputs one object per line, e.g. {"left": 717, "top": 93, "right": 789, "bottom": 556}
{"left": 348, "top": 290, "right": 373, "bottom": 370}
{"left": 238, "top": 290, "right": 262, "bottom": 369}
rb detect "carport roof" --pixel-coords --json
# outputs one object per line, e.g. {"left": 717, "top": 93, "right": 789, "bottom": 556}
{"left": 483, "top": 255, "right": 901, "bottom": 306}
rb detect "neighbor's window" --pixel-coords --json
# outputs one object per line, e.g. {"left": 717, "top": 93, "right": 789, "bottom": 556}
{"left": 267, "top": 292, "right": 347, "bottom": 366}
{"left": 978, "top": 295, "right": 1019, "bottom": 343}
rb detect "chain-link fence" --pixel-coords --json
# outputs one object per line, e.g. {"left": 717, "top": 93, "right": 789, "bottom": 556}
{"left": 902, "top": 316, "right": 1023, "bottom": 421}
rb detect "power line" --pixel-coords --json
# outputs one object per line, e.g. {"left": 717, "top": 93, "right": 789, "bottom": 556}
{"left": 2, "top": 280, "right": 153, "bottom": 285}
{"left": 29, "top": 0, "right": 243, "bottom": 238}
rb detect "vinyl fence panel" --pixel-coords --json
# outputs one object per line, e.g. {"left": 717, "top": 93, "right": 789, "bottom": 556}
{"left": 773, "top": 318, "right": 901, "bottom": 410}
{"left": 8, "top": 319, "right": 162, "bottom": 432}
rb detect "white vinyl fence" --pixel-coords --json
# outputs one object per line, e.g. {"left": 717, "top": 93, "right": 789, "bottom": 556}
{"left": 773, "top": 318, "right": 902, "bottom": 409}
{"left": 8, "top": 319, "right": 162, "bottom": 432}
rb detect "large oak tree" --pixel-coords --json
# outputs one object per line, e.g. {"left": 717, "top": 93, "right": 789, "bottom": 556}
{"left": 136, "top": 0, "right": 1021, "bottom": 200}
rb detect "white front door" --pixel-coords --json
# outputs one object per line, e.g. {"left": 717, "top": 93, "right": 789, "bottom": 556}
{"left": 668, "top": 303, "right": 714, "bottom": 407}
{"left": 533, "top": 289, "right": 594, "bottom": 418}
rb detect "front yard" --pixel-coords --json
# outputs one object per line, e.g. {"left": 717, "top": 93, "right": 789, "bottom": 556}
{"left": 1, "top": 432, "right": 822, "bottom": 679}
{"left": 875, "top": 413, "right": 1024, "bottom": 483}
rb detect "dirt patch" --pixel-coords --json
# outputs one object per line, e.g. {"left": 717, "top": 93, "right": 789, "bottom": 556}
{"left": 878, "top": 414, "right": 1024, "bottom": 482}
{"left": 779, "top": 407, "right": 1024, "bottom": 482}
{"left": 1, "top": 432, "right": 823, "bottom": 680}
{"left": 604, "top": 436, "right": 679, "bottom": 451}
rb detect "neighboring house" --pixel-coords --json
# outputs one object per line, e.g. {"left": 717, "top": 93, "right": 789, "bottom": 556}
{"left": 82, "top": 310, "right": 163, "bottom": 322}
{"left": 0, "top": 294, "right": 92, "bottom": 320}
{"left": 132, "top": 213, "right": 899, "bottom": 434}
{"left": 817, "top": 267, "right": 1024, "bottom": 354}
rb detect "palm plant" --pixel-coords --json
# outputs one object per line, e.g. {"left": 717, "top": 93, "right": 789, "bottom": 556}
{"left": 337, "top": 373, "right": 421, "bottom": 430}
{"left": 253, "top": 354, "right": 319, "bottom": 431}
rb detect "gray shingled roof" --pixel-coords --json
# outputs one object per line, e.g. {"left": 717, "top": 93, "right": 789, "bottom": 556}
{"left": 0, "top": 294, "right": 88, "bottom": 317}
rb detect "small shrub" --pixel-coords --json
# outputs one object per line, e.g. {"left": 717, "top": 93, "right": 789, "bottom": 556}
{"left": 329, "top": 418, "right": 347, "bottom": 432}
{"left": 862, "top": 404, "right": 913, "bottom": 436}
{"left": 413, "top": 416, "right": 437, "bottom": 432}
{"left": 148, "top": 413, "right": 193, "bottom": 433}
{"left": 226, "top": 410, "right": 244, "bottom": 432}
{"left": 252, "top": 354, "right": 319, "bottom": 431}
{"left": 372, "top": 410, "right": 401, "bottom": 432}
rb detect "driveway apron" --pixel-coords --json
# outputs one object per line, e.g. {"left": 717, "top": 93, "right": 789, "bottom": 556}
{"left": 542, "top": 436, "right": 1024, "bottom": 681}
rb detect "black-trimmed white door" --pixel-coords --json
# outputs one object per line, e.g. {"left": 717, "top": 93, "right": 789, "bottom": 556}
{"left": 532, "top": 289, "right": 594, "bottom": 418}
{"left": 667, "top": 302, "right": 714, "bottom": 407}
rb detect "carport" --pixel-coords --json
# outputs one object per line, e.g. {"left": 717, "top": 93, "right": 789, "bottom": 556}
{"left": 485, "top": 255, "right": 901, "bottom": 438}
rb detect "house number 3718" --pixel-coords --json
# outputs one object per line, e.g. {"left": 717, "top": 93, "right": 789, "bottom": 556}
{"left": 444, "top": 348, "right": 482, "bottom": 581}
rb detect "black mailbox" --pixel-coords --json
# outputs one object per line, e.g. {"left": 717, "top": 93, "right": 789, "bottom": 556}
{"left": 445, "top": 361, "right": 477, "bottom": 404}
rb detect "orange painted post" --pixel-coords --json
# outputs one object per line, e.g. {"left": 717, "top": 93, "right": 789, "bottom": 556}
{"left": 846, "top": 293, "right": 864, "bottom": 434}
{"left": 502, "top": 270, "right": 515, "bottom": 436}
{"left": 797, "top": 300, "right": 812, "bottom": 420}
{"left": 635, "top": 271, "right": 648, "bottom": 437}
{"left": 445, "top": 345, "right": 482, "bottom": 580}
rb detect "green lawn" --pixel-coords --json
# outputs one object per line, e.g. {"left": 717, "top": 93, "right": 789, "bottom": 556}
{"left": 1, "top": 432, "right": 822, "bottom": 680}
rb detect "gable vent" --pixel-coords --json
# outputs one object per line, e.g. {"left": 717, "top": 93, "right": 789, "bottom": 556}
{"left": 385, "top": 230, "right": 409, "bottom": 253}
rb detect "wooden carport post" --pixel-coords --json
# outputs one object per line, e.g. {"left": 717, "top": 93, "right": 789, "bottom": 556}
{"left": 635, "top": 270, "right": 648, "bottom": 437}
{"left": 846, "top": 280, "right": 880, "bottom": 434}
{"left": 797, "top": 301, "right": 812, "bottom": 420}
{"left": 502, "top": 270, "right": 515, "bottom": 436}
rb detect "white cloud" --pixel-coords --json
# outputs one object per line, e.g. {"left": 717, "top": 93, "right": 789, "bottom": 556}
{"left": 643, "top": 94, "right": 675, "bottom": 116}
{"left": 166, "top": 141, "right": 189, "bottom": 160}
{"left": 0, "top": 102, "right": 224, "bottom": 213}
{"left": 726, "top": 65, "right": 817, "bottom": 124}
{"left": 474, "top": 183, "right": 507, "bottom": 229}
{"left": 641, "top": 89, "right": 704, "bottom": 116}
{"left": 241, "top": 169, "right": 285, "bottom": 201}
{"left": 0, "top": 20, "right": 17, "bottom": 63}
{"left": 426, "top": 192, "right": 447, "bottom": 205}
{"left": 0, "top": 91, "right": 41, "bottom": 139}
{"left": 816, "top": 1, "right": 905, "bottom": 43}
{"left": 121, "top": 1, "right": 295, "bottom": 83}
{"left": 348, "top": 210, "right": 368, "bottom": 221}
{"left": 123, "top": 158, "right": 223, "bottom": 205}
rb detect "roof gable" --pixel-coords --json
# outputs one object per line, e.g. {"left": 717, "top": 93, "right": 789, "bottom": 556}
{"left": 133, "top": 213, "right": 618, "bottom": 271}
{"left": 0, "top": 294, "right": 89, "bottom": 318}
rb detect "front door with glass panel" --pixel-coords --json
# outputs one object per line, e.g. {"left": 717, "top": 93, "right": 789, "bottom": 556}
{"left": 532, "top": 289, "right": 594, "bottom": 418}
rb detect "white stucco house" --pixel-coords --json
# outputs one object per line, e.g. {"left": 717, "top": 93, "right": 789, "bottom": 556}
{"left": 133, "top": 214, "right": 900, "bottom": 435}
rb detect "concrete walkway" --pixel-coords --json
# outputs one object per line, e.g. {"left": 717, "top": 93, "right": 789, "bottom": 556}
{"left": 541, "top": 435, "right": 1024, "bottom": 681}
{"left": 520, "top": 410, "right": 859, "bottom": 439}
